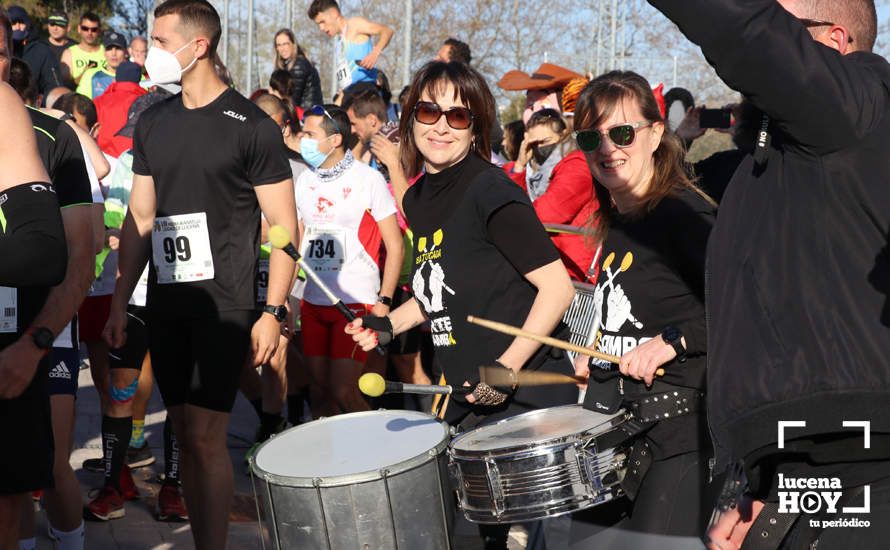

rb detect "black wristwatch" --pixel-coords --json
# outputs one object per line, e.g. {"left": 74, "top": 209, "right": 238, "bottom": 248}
{"left": 262, "top": 304, "right": 287, "bottom": 322}
{"left": 661, "top": 326, "right": 687, "bottom": 363}
{"left": 377, "top": 295, "right": 392, "bottom": 307}
{"left": 26, "top": 326, "right": 54, "bottom": 353}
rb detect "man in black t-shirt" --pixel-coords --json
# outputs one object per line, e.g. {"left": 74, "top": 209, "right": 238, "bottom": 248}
{"left": 105, "top": 1, "right": 297, "bottom": 546}
{"left": 43, "top": 12, "right": 76, "bottom": 62}
{"left": 0, "top": 73, "right": 68, "bottom": 547}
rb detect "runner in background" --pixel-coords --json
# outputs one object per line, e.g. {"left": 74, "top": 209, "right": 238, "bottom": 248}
{"left": 307, "top": 0, "right": 393, "bottom": 94}
{"left": 61, "top": 12, "right": 105, "bottom": 87}
{"left": 345, "top": 89, "right": 432, "bottom": 408}
{"left": 127, "top": 36, "right": 147, "bottom": 68}
{"left": 241, "top": 93, "right": 310, "bottom": 462}
{"left": 76, "top": 31, "right": 128, "bottom": 100}
{"left": 296, "top": 104, "right": 403, "bottom": 417}
{"left": 43, "top": 12, "right": 76, "bottom": 63}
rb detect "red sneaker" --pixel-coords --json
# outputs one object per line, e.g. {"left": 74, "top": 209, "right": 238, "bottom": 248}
{"left": 84, "top": 486, "right": 125, "bottom": 521}
{"left": 156, "top": 483, "right": 188, "bottom": 522}
{"left": 119, "top": 465, "right": 139, "bottom": 501}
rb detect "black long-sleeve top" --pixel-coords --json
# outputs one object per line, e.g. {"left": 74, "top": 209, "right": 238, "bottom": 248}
{"left": 650, "top": 0, "right": 890, "bottom": 474}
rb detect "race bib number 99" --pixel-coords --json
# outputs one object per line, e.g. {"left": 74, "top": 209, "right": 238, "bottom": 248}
{"left": 256, "top": 258, "right": 269, "bottom": 303}
{"left": 0, "top": 286, "right": 16, "bottom": 333}
{"left": 151, "top": 213, "right": 215, "bottom": 284}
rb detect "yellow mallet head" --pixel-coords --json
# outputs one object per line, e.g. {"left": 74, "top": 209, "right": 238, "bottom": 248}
{"left": 269, "top": 225, "right": 292, "bottom": 250}
{"left": 358, "top": 373, "right": 386, "bottom": 397}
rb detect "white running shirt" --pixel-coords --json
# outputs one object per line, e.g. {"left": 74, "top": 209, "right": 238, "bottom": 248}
{"left": 295, "top": 156, "right": 396, "bottom": 306}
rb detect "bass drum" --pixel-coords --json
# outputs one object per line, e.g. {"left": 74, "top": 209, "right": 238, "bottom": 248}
{"left": 250, "top": 410, "right": 453, "bottom": 549}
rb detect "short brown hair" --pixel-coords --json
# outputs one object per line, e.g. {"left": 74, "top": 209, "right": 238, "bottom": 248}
{"left": 81, "top": 12, "right": 101, "bottom": 25}
{"left": 798, "top": 0, "right": 877, "bottom": 51}
{"left": 345, "top": 87, "right": 388, "bottom": 124}
{"left": 155, "top": 0, "right": 221, "bottom": 55}
{"left": 574, "top": 71, "right": 711, "bottom": 241}
{"left": 399, "top": 61, "right": 494, "bottom": 177}
{"left": 308, "top": 0, "right": 339, "bottom": 20}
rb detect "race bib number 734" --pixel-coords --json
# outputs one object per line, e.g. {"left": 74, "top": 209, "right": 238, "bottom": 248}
{"left": 151, "top": 213, "right": 215, "bottom": 284}
{"left": 300, "top": 226, "right": 346, "bottom": 273}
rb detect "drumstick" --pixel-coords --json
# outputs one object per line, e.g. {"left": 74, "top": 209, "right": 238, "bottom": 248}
{"left": 480, "top": 367, "right": 588, "bottom": 387}
{"left": 432, "top": 374, "right": 449, "bottom": 419}
{"left": 269, "top": 225, "right": 386, "bottom": 355}
{"left": 466, "top": 315, "right": 665, "bottom": 377}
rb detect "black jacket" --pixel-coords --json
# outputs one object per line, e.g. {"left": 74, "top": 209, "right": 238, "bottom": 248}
{"left": 288, "top": 57, "right": 323, "bottom": 111}
{"left": 651, "top": 0, "right": 890, "bottom": 471}
{"left": 15, "top": 30, "right": 62, "bottom": 96}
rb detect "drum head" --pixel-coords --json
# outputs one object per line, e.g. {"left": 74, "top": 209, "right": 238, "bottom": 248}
{"left": 451, "top": 405, "right": 624, "bottom": 452}
{"left": 254, "top": 410, "right": 448, "bottom": 483}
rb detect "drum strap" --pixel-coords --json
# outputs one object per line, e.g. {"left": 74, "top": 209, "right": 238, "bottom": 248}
{"left": 591, "top": 416, "right": 654, "bottom": 452}
{"left": 621, "top": 440, "right": 654, "bottom": 501}
{"left": 617, "top": 389, "right": 703, "bottom": 500}
{"left": 628, "top": 388, "right": 704, "bottom": 423}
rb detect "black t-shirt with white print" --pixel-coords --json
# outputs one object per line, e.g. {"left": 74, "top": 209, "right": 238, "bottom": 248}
{"left": 403, "top": 153, "right": 560, "bottom": 386}
{"left": 586, "top": 188, "right": 715, "bottom": 459}
{"left": 132, "top": 88, "right": 292, "bottom": 318}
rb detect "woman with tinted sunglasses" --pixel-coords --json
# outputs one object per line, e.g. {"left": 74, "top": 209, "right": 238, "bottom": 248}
{"left": 345, "top": 61, "right": 578, "bottom": 549}
{"left": 569, "top": 71, "right": 720, "bottom": 546}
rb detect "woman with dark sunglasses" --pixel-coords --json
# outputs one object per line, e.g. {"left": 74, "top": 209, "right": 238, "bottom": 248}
{"left": 346, "top": 61, "right": 578, "bottom": 549}
{"left": 569, "top": 71, "right": 719, "bottom": 547}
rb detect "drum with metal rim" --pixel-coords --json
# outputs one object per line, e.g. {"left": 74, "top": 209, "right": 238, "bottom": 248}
{"left": 250, "top": 410, "right": 453, "bottom": 549}
{"left": 448, "top": 404, "right": 630, "bottom": 524}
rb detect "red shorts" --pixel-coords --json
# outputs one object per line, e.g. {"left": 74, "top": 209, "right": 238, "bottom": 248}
{"left": 78, "top": 294, "right": 113, "bottom": 343}
{"left": 301, "top": 301, "right": 372, "bottom": 361}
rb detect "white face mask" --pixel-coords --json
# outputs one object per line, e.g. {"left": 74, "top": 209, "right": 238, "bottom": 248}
{"left": 144, "top": 40, "right": 197, "bottom": 85}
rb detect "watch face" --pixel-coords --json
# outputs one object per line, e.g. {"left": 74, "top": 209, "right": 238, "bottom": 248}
{"left": 267, "top": 306, "right": 286, "bottom": 321}
{"left": 33, "top": 328, "right": 55, "bottom": 349}
{"left": 663, "top": 327, "right": 680, "bottom": 343}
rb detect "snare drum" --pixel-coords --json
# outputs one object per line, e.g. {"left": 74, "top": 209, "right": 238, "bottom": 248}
{"left": 250, "top": 410, "right": 454, "bottom": 549}
{"left": 448, "top": 405, "right": 630, "bottom": 524}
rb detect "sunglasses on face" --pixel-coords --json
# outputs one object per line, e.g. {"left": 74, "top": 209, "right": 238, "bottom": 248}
{"left": 573, "top": 121, "right": 652, "bottom": 152}
{"left": 413, "top": 101, "right": 474, "bottom": 130}
{"left": 308, "top": 104, "right": 343, "bottom": 136}
{"left": 80, "top": 25, "right": 99, "bottom": 33}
